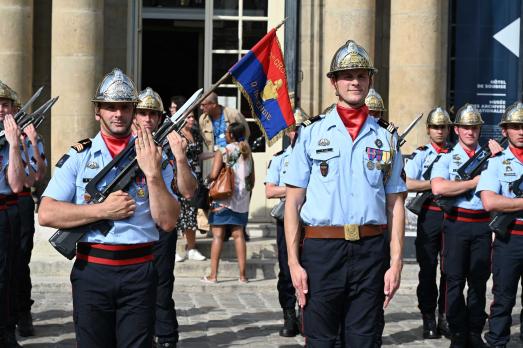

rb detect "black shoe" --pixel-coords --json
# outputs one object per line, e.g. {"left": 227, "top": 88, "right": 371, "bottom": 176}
{"left": 153, "top": 336, "right": 177, "bottom": 348}
{"left": 17, "top": 311, "right": 34, "bottom": 337}
{"left": 5, "top": 330, "right": 22, "bottom": 348}
{"left": 422, "top": 313, "right": 440, "bottom": 339}
{"left": 437, "top": 313, "right": 451, "bottom": 338}
{"left": 279, "top": 308, "right": 299, "bottom": 337}
{"left": 449, "top": 333, "right": 467, "bottom": 348}
{"left": 468, "top": 332, "right": 488, "bottom": 348}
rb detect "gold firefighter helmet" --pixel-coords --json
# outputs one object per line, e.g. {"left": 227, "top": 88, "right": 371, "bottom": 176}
{"left": 454, "top": 104, "right": 484, "bottom": 126}
{"left": 426, "top": 107, "right": 451, "bottom": 126}
{"left": 10, "top": 90, "right": 21, "bottom": 110}
{"left": 365, "top": 88, "right": 386, "bottom": 112}
{"left": 0, "top": 80, "right": 15, "bottom": 102}
{"left": 327, "top": 40, "right": 377, "bottom": 78}
{"left": 288, "top": 106, "right": 310, "bottom": 131}
{"left": 92, "top": 68, "right": 139, "bottom": 103}
{"left": 499, "top": 101, "right": 523, "bottom": 126}
{"left": 137, "top": 87, "right": 164, "bottom": 113}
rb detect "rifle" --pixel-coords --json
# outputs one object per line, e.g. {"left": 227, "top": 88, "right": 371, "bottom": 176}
{"left": 434, "top": 136, "right": 508, "bottom": 213}
{"left": 0, "top": 86, "right": 44, "bottom": 147}
{"left": 405, "top": 154, "right": 442, "bottom": 215}
{"left": 489, "top": 174, "right": 523, "bottom": 238}
{"left": 49, "top": 88, "right": 206, "bottom": 259}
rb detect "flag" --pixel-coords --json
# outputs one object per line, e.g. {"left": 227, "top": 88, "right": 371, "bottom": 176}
{"left": 229, "top": 28, "right": 294, "bottom": 145}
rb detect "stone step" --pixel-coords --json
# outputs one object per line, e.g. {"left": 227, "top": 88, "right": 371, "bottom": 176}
{"left": 177, "top": 237, "right": 278, "bottom": 260}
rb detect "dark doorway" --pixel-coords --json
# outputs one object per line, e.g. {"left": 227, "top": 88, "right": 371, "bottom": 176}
{"left": 142, "top": 19, "right": 203, "bottom": 111}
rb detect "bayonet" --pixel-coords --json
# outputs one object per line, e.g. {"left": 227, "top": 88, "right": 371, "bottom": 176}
{"left": 13, "top": 86, "right": 44, "bottom": 122}
{"left": 398, "top": 113, "right": 423, "bottom": 146}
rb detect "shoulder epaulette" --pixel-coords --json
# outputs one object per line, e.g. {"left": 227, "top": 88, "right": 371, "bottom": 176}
{"left": 273, "top": 149, "right": 285, "bottom": 157}
{"left": 417, "top": 145, "right": 428, "bottom": 151}
{"left": 302, "top": 115, "right": 322, "bottom": 128}
{"left": 71, "top": 138, "right": 92, "bottom": 153}
{"left": 376, "top": 118, "right": 396, "bottom": 135}
{"left": 406, "top": 152, "right": 417, "bottom": 160}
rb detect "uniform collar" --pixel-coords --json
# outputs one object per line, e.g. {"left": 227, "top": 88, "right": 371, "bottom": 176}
{"left": 455, "top": 142, "right": 480, "bottom": 156}
{"left": 91, "top": 132, "right": 136, "bottom": 160}
{"left": 325, "top": 107, "right": 377, "bottom": 143}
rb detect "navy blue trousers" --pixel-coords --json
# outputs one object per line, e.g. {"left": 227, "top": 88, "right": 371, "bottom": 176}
{"left": 415, "top": 209, "right": 446, "bottom": 315}
{"left": 485, "top": 234, "right": 523, "bottom": 346}
{"left": 16, "top": 195, "right": 35, "bottom": 314}
{"left": 153, "top": 230, "right": 179, "bottom": 343}
{"left": 71, "top": 260, "right": 157, "bottom": 348}
{"left": 442, "top": 219, "right": 491, "bottom": 335}
{"left": 276, "top": 219, "right": 296, "bottom": 310}
{"left": 301, "top": 235, "right": 387, "bottom": 348}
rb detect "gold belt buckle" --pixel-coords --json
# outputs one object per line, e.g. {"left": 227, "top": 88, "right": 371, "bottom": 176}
{"left": 344, "top": 224, "right": 360, "bottom": 241}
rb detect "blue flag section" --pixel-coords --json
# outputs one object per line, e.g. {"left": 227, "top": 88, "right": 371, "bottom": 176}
{"left": 453, "top": 0, "right": 521, "bottom": 142}
{"left": 229, "top": 29, "right": 294, "bottom": 145}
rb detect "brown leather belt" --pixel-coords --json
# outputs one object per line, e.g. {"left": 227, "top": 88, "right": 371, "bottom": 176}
{"left": 304, "top": 225, "right": 386, "bottom": 241}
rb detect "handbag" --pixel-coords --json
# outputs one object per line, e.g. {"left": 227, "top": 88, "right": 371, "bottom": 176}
{"left": 270, "top": 199, "right": 285, "bottom": 221}
{"left": 209, "top": 166, "right": 234, "bottom": 200}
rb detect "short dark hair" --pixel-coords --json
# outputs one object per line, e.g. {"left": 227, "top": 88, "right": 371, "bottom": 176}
{"left": 170, "top": 95, "right": 186, "bottom": 107}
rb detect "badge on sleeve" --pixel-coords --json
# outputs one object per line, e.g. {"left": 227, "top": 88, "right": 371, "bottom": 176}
{"left": 320, "top": 161, "right": 329, "bottom": 176}
{"left": 55, "top": 154, "right": 70, "bottom": 168}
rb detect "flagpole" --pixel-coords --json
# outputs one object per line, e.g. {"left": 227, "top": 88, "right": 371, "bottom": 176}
{"left": 179, "top": 19, "right": 287, "bottom": 119}
{"left": 274, "top": 17, "right": 287, "bottom": 31}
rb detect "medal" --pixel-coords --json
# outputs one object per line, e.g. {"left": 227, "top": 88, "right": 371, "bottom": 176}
{"left": 137, "top": 187, "right": 145, "bottom": 198}
{"left": 320, "top": 161, "right": 329, "bottom": 176}
{"left": 83, "top": 193, "right": 92, "bottom": 203}
{"left": 376, "top": 162, "right": 382, "bottom": 170}
{"left": 375, "top": 139, "right": 383, "bottom": 148}
{"left": 367, "top": 160, "right": 375, "bottom": 170}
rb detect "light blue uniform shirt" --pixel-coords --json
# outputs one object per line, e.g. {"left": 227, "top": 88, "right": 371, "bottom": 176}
{"left": 476, "top": 147, "right": 523, "bottom": 200}
{"left": 431, "top": 142, "right": 484, "bottom": 210}
{"left": 265, "top": 145, "right": 292, "bottom": 187}
{"left": 42, "top": 133, "right": 177, "bottom": 244}
{"left": 284, "top": 108, "right": 407, "bottom": 226}
{"left": 26, "top": 135, "right": 47, "bottom": 172}
{"left": 0, "top": 144, "right": 13, "bottom": 195}
{"left": 405, "top": 143, "right": 440, "bottom": 180}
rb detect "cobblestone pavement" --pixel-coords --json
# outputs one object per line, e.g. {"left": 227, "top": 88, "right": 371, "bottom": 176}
{"left": 18, "top": 264, "right": 523, "bottom": 347}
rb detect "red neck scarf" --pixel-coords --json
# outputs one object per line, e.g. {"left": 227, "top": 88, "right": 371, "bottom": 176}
{"left": 463, "top": 146, "right": 476, "bottom": 158}
{"left": 101, "top": 132, "right": 132, "bottom": 158}
{"left": 431, "top": 142, "right": 448, "bottom": 154}
{"left": 337, "top": 104, "right": 369, "bottom": 141}
{"left": 510, "top": 145, "right": 523, "bottom": 163}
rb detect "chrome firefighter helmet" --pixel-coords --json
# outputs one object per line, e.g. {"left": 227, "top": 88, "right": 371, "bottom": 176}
{"left": 137, "top": 87, "right": 164, "bottom": 113}
{"left": 454, "top": 104, "right": 484, "bottom": 126}
{"left": 365, "top": 88, "right": 386, "bottom": 112}
{"left": 92, "top": 68, "right": 139, "bottom": 103}
{"left": 427, "top": 107, "right": 452, "bottom": 126}
{"left": 327, "top": 40, "right": 377, "bottom": 78}
{"left": 499, "top": 101, "right": 523, "bottom": 126}
{"left": 0, "top": 80, "right": 15, "bottom": 102}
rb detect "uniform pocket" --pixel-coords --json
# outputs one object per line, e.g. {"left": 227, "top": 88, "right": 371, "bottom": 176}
{"left": 310, "top": 147, "right": 340, "bottom": 182}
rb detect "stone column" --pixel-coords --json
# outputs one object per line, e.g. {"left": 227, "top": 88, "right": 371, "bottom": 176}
{"left": 300, "top": 0, "right": 375, "bottom": 115}
{"left": 0, "top": 0, "right": 33, "bottom": 101}
{"left": 51, "top": 0, "right": 103, "bottom": 166}
{"left": 389, "top": 0, "right": 448, "bottom": 154}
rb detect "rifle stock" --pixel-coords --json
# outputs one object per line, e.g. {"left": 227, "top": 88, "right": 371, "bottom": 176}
{"left": 406, "top": 190, "right": 433, "bottom": 215}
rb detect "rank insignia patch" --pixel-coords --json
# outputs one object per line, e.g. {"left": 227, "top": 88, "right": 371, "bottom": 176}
{"left": 55, "top": 154, "right": 70, "bottom": 168}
